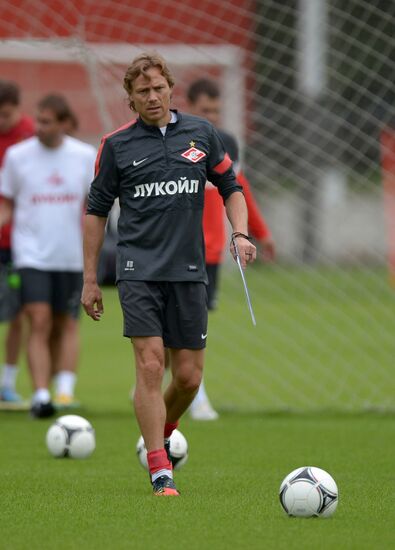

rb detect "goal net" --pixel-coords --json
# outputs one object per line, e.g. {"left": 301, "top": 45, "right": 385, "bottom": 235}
{"left": 1, "top": 0, "right": 394, "bottom": 411}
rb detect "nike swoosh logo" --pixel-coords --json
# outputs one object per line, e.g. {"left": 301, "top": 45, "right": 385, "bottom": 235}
{"left": 201, "top": 333, "right": 208, "bottom": 339}
{"left": 133, "top": 157, "right": 148, "bottom": 167}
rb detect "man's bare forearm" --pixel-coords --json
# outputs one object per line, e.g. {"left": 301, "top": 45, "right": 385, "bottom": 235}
{"left": 225, "top": 191, "right": 248, "bottom": 235}
{"left": 83, "top": 214, "right": 107, "bottom": 283}
{"left": 0, "top": 198, "right": 14, "bottom": 229}
{"left": 225, "top": 191, "right": 257, "bottom": 268}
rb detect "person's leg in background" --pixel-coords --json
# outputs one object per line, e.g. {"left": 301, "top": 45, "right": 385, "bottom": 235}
{"left": 18, "top": 268, "right": 55, "bottom": 418}
{"left": 0, "top": 249, "right": 25, "bottom": 403}
{"left": 0, "top": 312, "right": 24, "bottom": 402}
{"left": 24, "top": 301, "right": 55, "bottom": 418}
{"left": 51, "top": 315, "right": 79, "bottom": 408}
{"left": 189, "top": 263, "right": 219, "bottom": 421}
{"left": 51, "top": 271, "right": 82, "bottom": 409}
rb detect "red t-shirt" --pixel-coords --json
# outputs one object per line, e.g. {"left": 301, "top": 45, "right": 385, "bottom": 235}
{"left": 203, "top": 183, "right": 226, "bottom": 264}
{"left": 203, "top": 170, "right": 271, "bottom": 264}
{"left": 0, "top": 115, "right": 35, "bottom": 249}
{"left": 238, "top": 170, "right": 271, "bottom": 241}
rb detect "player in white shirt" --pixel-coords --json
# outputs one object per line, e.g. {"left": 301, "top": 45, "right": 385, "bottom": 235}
{"left": 0, "top": 94, "right": 96, "bottom": 417}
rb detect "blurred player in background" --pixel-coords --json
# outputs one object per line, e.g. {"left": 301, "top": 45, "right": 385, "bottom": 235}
{"left": 82, "top": 52, "right": 256, "bottom": 496}
{"left": 186, "top": 78, "right": 275, "bottom": 420}
{"left": 50, "top": 106, "right": 84, "bottom": 409}
{"left": 62, "top": 109, "right": 79, "bottom": 137}
{"left": 0, "top": 80, "right": 35, "bottom": 405}
{"left": 0, "top": 94, "right": 96, "bottom": 418}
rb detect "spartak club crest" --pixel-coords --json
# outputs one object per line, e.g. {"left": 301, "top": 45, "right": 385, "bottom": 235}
{"left": 181, "top": 147, "right": 206, "bottom": 163}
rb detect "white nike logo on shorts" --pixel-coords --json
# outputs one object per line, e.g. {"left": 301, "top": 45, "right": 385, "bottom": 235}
{"left": 133, "top": 157, "right": 148, "bottom": 166}
{"left": 201, "top": 333, "right": 208, "bottom": 339}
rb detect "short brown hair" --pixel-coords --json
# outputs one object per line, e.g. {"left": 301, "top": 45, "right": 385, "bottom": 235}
{"left": 123, "top": 52, "right": 175, "bottom": 110}
{"left": 37, "top": 94, "right": 72, "bottom": 122}
{"left": 187, "top": 78, "right": 220, "bottom": 104}
{"left": 0, "top": 80, "right": 20, "bottom": 107}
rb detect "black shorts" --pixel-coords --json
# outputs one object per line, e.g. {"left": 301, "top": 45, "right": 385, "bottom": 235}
{"left": 0, "top": 248, "right": 12, "bottom": 266}
{"left": 206, "top": 263, "right": 220, "bottom": 311}
{"left": 117, "top": 281, "right": 208, "bottom": 349}
{"left": 0, "top": 248, "right": 21, "bottom": 322}
{"left": 18, "top": 268, "right": 83, "bottom": 319}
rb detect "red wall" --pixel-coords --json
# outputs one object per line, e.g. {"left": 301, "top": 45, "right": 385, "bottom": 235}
{"left": 0, "top": 0, "right": 256, "bottom": 140}
{"left": 0, "top": 0, "right": 255, "bottom": 47}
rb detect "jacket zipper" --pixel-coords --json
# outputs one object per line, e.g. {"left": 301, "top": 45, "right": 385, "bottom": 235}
{"left": 162, "top": 132, "right": 169, "bottom": 167}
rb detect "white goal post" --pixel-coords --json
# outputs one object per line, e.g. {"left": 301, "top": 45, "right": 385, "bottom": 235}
{"left": 0, "top": 39, "right": 245, "bottom": 149}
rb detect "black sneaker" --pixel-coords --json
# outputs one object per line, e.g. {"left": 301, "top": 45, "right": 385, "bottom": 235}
{"left": 30, "top": 401, "right": 56, "bottom": 419}
{"left": 152, "top": 475, "right": 180, "bottom": 496}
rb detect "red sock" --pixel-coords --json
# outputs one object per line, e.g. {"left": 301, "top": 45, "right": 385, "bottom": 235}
{"left": 147, "top": 448, "right": 172, "bottom": 478}
{"left": 164, "top": 421, "right": 178, "bottom": 439}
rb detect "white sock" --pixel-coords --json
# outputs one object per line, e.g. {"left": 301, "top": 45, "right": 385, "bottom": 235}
{"left": 151, "top": 469, "right": 173, "bottom": 482}
{"left": 32, "top": 388, "right": 51, "bottom": 404}
{"left": 1, "top": 364, "right": 19, "bottom": 390}
{"left": 55, "top": 371, "right": 76, "bottom": 397}
{"left": 191, "top": 379, "right": 208, "bottom": 407}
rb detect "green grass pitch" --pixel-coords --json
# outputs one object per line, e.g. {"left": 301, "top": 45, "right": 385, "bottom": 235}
{"left": 0, "top": 267, "right": 394, "bottom": 549}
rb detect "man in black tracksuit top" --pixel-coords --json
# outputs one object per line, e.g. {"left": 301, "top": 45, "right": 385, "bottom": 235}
{"left": 82, "top": 53, "right": 256, "bottom": 496}
{"left": 88, "top": 114, "right": 238, "bottom": 285}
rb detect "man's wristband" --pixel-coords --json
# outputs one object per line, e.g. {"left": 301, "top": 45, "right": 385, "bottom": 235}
{"left": 231, "top": 232, "right": 253, "bottom": 242}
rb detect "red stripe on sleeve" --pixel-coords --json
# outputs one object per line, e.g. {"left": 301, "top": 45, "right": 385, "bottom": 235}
{"left": 213, "top": 152, "right": 232, "bottom": 174}
{"left": 94, "top": 138, "right": 105, "bottom": 176}
{"left": 94, "top": 119, "right": 136, "bottom": 176}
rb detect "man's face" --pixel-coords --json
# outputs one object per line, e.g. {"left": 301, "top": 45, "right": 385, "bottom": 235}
{"left": 36, "top": 108, "right": 64, "bottom": 147}
{"left": 0, "top": 102, "right": 20, "bottom": 134}
{"left": 188, "top": 94, "right": 221, "bottom": 127}
{"left": 129, "top": 67, "right": 172, "bottom": 127}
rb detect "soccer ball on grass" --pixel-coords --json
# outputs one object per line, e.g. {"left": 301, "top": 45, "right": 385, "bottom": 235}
{"left": 136, "top": 428, "right": 188, "bottom": 470}
{"left": 46, "top": 414, "right": 96, "bottom": 459}
{"left": 279, "top": 466, "right": 338, "bottom": 517}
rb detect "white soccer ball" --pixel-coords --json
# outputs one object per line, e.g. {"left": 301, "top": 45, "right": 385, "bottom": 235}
{"left": 279, "top": 466, "right": 338, "bottom": 518}
{"left": 136, "top": 428, "right": 188, "bottom": 471}
{"left": 46, "top": 414, "right": 96, "bottom": 459}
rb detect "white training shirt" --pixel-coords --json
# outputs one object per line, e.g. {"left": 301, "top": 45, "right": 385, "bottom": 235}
{"left": 1, "top": 136, "right": 96, "bottom": 271}
{"left": 159, "top": 111, "right": 178, "bottom": 136}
